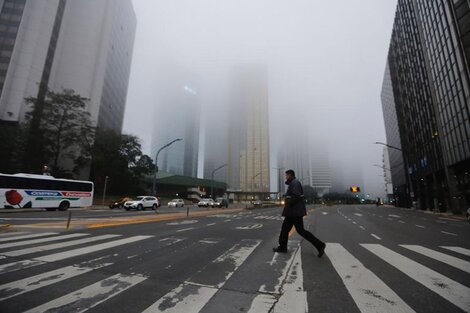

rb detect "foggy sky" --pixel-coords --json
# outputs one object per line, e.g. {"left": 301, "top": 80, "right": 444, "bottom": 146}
{"left": 123, "top": 0, "right": 398, "bottom": 197}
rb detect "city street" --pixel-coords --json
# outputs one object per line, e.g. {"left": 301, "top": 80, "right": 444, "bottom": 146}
{"left": 0, "top": 204, "right": 468, "bottom": 312}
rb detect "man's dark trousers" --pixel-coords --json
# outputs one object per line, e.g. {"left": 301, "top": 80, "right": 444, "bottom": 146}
{"left": 279, "top": 216, "right": 323, "bottom": 250}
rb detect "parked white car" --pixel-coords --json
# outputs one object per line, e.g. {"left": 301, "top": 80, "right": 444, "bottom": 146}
{"left": 124, "top": 196, "right": 159, "bottom": 211}
{"left": 168, "top": 199, "right": 184, "bottom": 208}
{"left": 198, "top": 198, "right": 215, "bottom": 208}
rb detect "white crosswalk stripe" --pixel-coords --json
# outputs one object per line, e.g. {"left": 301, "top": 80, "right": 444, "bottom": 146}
{"left": 327, "top": 243, "right": 415, "bottom": 313}
{"left": 441, "top": 246, "right": 470, "bottom": 257}
{"left": 0, "top": 231, "right": 469, "bottom": 313}
{"left": 0, "top": 232, "right": 58, "bottom": 242}
{"left": 401, "top": 245, "right": 470, "bottom": 274}
{"left": 34, "top": 235, "right": 153, "bottom": 262}
{"left": 0, "top": 233, "right": 88, "bottom": 249}
{"left": 362, "top": 244, "right": 470, "bottom": 312}
{"left": 0, "top": 262, "right": 112, "bottom": 301}
{"left": 142, "top": 239, "right": 261, "bottom": 313}
{"left": 0, "top": 231, "right": 29, "bottom": 238}
{"left": 1, "top": 234, "right": 120, "bottom": 257}
{"left": 24, "top": 273, "right": 147, "bottom": 313}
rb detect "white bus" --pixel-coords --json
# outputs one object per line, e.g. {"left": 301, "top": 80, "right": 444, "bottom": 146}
{"left": 0, "top": 173, "right": 94, "bottom": 211}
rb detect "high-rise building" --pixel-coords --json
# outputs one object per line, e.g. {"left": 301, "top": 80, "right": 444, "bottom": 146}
{"left": 309, "top": 147, "right": 332, "bottom": 197}
{"left": 383, "top": 0, "right": 470, "bottom": 212}
{"left": 0, "top": 0, "right": 136, "bottom": 133}
{"left": 151, "top": 65, "right": 200, "bottom": 178}
{"left": 381, "top": 61, "right": 409, "bottom": 207}
{"left": 228, "top": 65, "right": 270, "bottom": 194}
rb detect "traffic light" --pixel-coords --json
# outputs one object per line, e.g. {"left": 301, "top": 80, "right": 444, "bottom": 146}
{"left": 350, "top": 186, "right": 360, "bottom": 193}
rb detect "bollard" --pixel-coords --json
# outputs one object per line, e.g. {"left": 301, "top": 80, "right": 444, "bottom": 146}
{"left": 66, "top": 211, "right": 72, "bottom": 230}
{"left": 187, "top": 207, "right": 189, "bottom": 217}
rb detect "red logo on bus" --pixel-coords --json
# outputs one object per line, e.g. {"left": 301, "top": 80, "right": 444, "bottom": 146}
{"left": 5, "top": 190, "right": 23, "bottom": 205}
{"left": 61, "top": 192, "right": 91, "bottom": 197}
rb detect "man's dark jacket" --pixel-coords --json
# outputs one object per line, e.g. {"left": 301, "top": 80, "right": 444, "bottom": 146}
{"left": 282, "top": 178, "right": 306, "bottom": 217}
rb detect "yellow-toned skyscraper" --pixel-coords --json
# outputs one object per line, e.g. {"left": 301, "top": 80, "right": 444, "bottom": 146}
{"left": 228, "top": 65, "right": 270, "bottom": 194}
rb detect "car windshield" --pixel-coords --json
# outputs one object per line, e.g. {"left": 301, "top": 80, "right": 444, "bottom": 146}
{"left": 171, "top": 199, "right": 179, "bottom": 202}
{"left": 134, "top": 196, "right": 144, "bottom": 201}
{"left": 216, "top": 198, "right": 224, "bottom": 201}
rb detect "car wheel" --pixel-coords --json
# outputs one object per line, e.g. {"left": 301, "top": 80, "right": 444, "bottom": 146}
{"left": 138, "top": 204, "right": 143, "bottom": 211}
{"left": 152, "top": 204, "right": 157, "bottom": 210}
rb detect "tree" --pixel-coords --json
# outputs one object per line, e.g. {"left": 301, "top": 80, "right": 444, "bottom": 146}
{"left": 23, "top": 88, "right": 95, "bottom": 177}
{"left": 0, "top": 121, "right": 28, "bottom": 173}
{"left": 91, "top": 128, "right": 154, "bottom": 195}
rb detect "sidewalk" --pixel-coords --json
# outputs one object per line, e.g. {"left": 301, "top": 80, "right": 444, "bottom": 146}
{"left": 388, "top": 205, "right": 468, "bottom": 221}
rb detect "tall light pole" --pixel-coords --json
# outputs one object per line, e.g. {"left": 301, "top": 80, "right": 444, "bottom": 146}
{"left": 374, "top": 141, "right": 414, "bottom": 207}
{"left": 251, "top": 171, "right": 262, "bottom": 195}
{"left": 273, "top": 167, "right": 284, "bottom": 200}
{"left": 152, "top": 138, "right": 183, "bottom": 196}
{"left": 211, "top": 164, "right": 227, "bottom": 199}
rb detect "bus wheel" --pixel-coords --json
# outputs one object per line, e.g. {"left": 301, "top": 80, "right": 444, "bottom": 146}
{"left": 59, "top": 201, "right": 70, "bottom": 211}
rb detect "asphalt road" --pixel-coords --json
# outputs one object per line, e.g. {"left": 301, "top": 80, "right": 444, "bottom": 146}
{"left": 0, "top": 205, "right": 231, "bottom": 225}
{"left": 0, "top": 204, "right": 468, "bottom": 312}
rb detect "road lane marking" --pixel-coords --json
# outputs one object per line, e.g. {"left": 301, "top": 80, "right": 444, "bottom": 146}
{"left": 176, "top": 227, "right": 195, "bottom": 233}
{"left": 0, "top": 262, "right": 112, "bottom": 301}
{"left": 142, "top": 239, "right": 261, "bottom": 313}
{"left": 388, "top": 214, "right": 401, "bottom": 218}
{"left": 441, "top": 231, "right": 457, "bottom": 236}
{"left": 0, "top": 231, "right": 28, "bottom": 237}
{"left": 322, "top": 212, "right": 328, "bottom": 215}
{"left": 371, "top": 234, "right": 382, "bottom": 240}
{"left": 0, "top": 259, "right": 46, "bottom": 275}
{"left": 359, "top": 226, "right": 366, "bottom": 230}
{"left": 440, "top": 247, "right": 470, "bottom": 257}
{"left": 206, "top": 223, "right": 216, "bottom": 226}
{"left": 34, "top": 235, "right": 153, "bottom": 262}
{"left": 362, "top": 244, "right": 470, "bottom": 312}
{"left": 236, "top": 224, "right": 263, "bottom": 230}
{"left": 24, "top": 273, "right": 146, "bottom": 313}
{"left": 399, "top": 221, "right": 405, "bottom": 224}
{"left": 271, "top": 246, "right": 308, "bottom": 313}
{"left": 0, "top": 233, "right": 88, "bottom": 249}
{"left": 401, "top": 245, "right": 470, "bottom": 274}
{"left": 352, "top": 221, "right": 357, "bottom": 224}
{"left": 415, "top": 225, "right": 425, "bottom": 228}
{"left": 1, "top": 234, "right": 120, "bottom": 257}
{"left": 354, "top": 213, "right": 363, "bottom": 217}
{"left": 167, "top": 220, "right": 198, "bottom": 225}
{"left": 327, "top": 243, "right": 415, "bottom": 313}
{"left": 0, "top": 232, "right": 58, "bottom": 243}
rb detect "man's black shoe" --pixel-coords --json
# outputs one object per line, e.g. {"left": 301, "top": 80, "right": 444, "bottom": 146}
{"left": 318, "top": 243, "right": 326, "bottom": 258}
{"left": 273, "top": 247, "right": 287, "bottom": 253}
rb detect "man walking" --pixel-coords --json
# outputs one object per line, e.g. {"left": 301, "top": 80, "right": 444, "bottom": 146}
{"left": 273, "top": 169, "right": 326, "bottom": 257}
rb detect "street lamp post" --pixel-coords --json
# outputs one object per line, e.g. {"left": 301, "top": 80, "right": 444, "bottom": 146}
{"left": 374, "top": 141, "right": 414, "bottom": 207}
{"left": 273, "top": 167, "right": 284, "bottom": 200}
{"left": 211, "top": 164, "right": 228, "bottom": 199}
{"left": 251, "top": 172, "right": 262, "bottom": 197}
{"left": 152, "top": 138, "right": 183, "bottom": 196}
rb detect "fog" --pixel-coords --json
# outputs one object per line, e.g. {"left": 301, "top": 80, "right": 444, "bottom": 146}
{"left": 123, "top": 0, "right": 398, "bottom": 198}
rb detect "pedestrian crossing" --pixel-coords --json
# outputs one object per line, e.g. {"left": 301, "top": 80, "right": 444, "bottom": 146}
{"left": 0, "top": 231, "right": 468, "bottom": 312}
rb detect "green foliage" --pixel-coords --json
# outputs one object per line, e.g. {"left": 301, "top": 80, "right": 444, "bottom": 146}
{"left": 323, "top": 192, "right": 362, "bottom": 204}
{"left": 0, "top": 122, "right": 27, "bottom": 173}
{"left": 91, "top": 128, "right": 155, "bottom": 196}
{"left": 23, "top": 88, "right": 95, "bottom": 177}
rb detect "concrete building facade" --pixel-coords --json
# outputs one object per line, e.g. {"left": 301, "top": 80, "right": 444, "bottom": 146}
{"left": 0, "top": 0, "right": 136, "bottom": 133}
